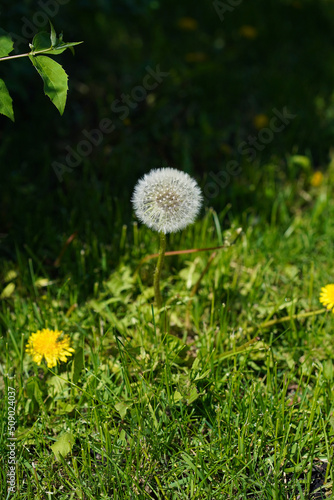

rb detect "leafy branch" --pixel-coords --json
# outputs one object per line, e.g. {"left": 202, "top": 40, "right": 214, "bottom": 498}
{"left": 0, "top": 22, "right": 83, "bottom": 121}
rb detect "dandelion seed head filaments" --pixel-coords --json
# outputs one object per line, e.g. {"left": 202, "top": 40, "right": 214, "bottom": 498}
{"left": 131, "top": 167, "right": 203, "bottom": 234}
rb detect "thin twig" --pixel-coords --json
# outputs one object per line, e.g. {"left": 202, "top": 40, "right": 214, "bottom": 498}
{"left": 0, "top": 52, "right": 31, "bottom": 61}
{"left": 134, "top": 228, "right": 242, "bottom": 276}
{"left": 54, "top": 232, "right": 78, "bottom": 267}
{"left": 0, "top": 47, "right": 66, "bottom": 62}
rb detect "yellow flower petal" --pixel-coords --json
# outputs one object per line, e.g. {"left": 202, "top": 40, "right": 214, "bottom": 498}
{"left": 253, "top": 114, "right": 269, "bottom": 130}
{"left": 185, "top": 52, "right": 207, "bottom": 63}
{"left": 310, "top": 171, "right": 323, "bottom": 187}
{"left": 26, "top": 328, "right": 74, "bottom": 368}
{"left": 177, "top": 17, "right": 198, "bottom": 31}
{"left": 239, "top": 25, "right": 258, "bottom": 39}
{"left": 319, "top": 284, "right": 334, "bottom": 312}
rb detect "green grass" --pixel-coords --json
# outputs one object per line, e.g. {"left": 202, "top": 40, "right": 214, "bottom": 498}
{"left": 1, "top": 165, "right": 334, "bottom": 499}
{"left": 2, "top": 1, "right": 334, "bottom": 498}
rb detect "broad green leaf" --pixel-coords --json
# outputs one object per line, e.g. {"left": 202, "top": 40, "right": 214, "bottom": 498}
{"left": 31, "top": 31, "right": 52, "bottom": 52}
{"left": 29, "top": 55, "right": 68, "bottom": 115}
{"left": 289, "top": 154, "right": 311, "bottom": 170}
{"left": 25, "top": 377, "right": 43, "bottom": 411}
{"left": 193, "top": 368, "right": 211, "bottom": 381}
{"left": 56, "top": 402, "right": 76, "bottom": 414}
{"left": 0, "top": 78, "right": 14, "bottom": 121}
{"left": 51, "top": 432, "right": 75, "bottom": 461}
{"left": 323, "top": 360, "right": 334, "bottom": 382}
{"left": 3, "top": 270, "right": 18, "bottom": 282}
{"left": 71, "top": 347, "right": 84, "bottom": 384}
{"left": 173, "top": 390, "right": 182, "bottom": 403}
{"left": 31, "top": 31, "right": 82, "bottom": 55}
{"left": 0, "top": 28, "right": 14, "bottom": 58}
{"left": 35, "top": 278, "right": 53, "bottom": 287}
{"left": 47, "top": 374, "right": 69, "bottom": 396}
{"left": 0, "top": 282, "right": 15, "bottom": 299}
{"left": 31, "top": 31, "right": 66, "bottom": 55}
{"left": 186, "top": 384, "right": 199, "bottom": 405}
{"left": 115, "top": 401, "right": 132, "bottom": 419}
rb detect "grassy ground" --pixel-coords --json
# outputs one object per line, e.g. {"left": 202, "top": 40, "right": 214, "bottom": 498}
{"left": 2, "top": 0, "right": 334, "bottom": 498}
{"left": 1, "top": 162, "right": 334, "bottom": 499}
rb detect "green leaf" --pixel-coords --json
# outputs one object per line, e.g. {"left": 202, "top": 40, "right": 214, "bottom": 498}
{"left": 31, "top": 31, "right": 52, "bottom": 52}
{"left": 49, "top": 21, "right": 57, "bottom": 47}
{"left": 47, "top": 41, "right": 82, "bottom": 56}
{"left": 51, "top": 432, "right": 75, "bottom": 461}
{"left": 29, "top": 55, "right": 68, "bottom": 115}
{"left": 0, "top": 28, "right": 14, "bottom": 58}
{"left": 289, "top": 154, "right": 311, "bottom": 171}
{"left": 193, "top": 368, "right": 211, "bottom": 381}
{"left": 115, "top": 401, "right": 132, "bottom": 419}
{"left": 56, "top": 402, "right": 76, "bottom": 415}
{"left": 31, "top": 31, "right": 82, "bottom": 55}
{"left": 173, "top": 390, "right": 183, "bottom": 403}
{"left": 323, "top": 360, "right": 334, "bottom": 382}
{"left": 186, "top": 384, "right": 199, "bottom": 405}
{"left": 52, "top": 41, "right": 83, "bottom": 54}
{"left": 3, "top": 270, "right": 18, "bottom": 283}
{"left": 71, "top": 347, "right": 84, "bottom": 384}
{"left": 0, "top": 78, "right": 14, "bottom": 121}
{"left": 31, "top": 31, "right": 66, "bottom": 55}
{"left": 0, "top": 282, "right": 15, "bottom": 299}
{"left": 47, "top": 374, "right": 69, "bottom": 396}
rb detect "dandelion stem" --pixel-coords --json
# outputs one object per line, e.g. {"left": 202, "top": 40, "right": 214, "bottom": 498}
{"left": 245, "top": 308, "right": 325, "bottom": 334}
{"left": 154, "top": 232, "right": 166, "bottom": 309}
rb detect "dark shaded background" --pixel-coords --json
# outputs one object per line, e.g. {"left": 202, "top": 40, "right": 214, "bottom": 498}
{"left": 1, "top": 0, "right": 334, "bottom": 283}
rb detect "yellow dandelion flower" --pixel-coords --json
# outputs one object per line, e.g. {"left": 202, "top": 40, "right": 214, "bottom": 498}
{"left": 220, "top": 143, "right": 232, "bottom": 155}
{"left": 253, "top": 114, "right": 269, "bottom": 130}
{"left": 319, "top": 284, "right": 334, "bottom": 312}
{"left": 177, "top": 17, "right": 198, "bottom": 31}
{"left": 310, "top": 171, "right": 323, "bottom": 187}
{"left": 239, "top": 25, "right": 258, "bottom": 39}
{"left": 26, "top": 328, "right": 75, "bottom": 368}
{"left": 185, "top": 52, "right": 207, "bottom": 63}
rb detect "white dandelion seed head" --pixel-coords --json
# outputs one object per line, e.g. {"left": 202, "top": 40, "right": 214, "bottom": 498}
{"left": 131, "top": 167, "right": 203, "bottom": 234}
